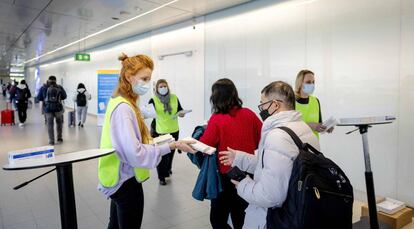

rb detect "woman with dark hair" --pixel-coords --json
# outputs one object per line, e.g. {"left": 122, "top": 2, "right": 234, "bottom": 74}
{"left": 199, "top": 78, "right": 262, "bottom": 229}
{"left": 73, "top": 83, "right": 91, "bottom": 127}
{"left": 98, "top": 53, "right": 195, "bottom": 228}
{"left": 148, "top": 79, "right": 186, "bottom": 185}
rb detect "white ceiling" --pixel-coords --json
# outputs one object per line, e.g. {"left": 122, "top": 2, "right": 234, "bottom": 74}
{"left": 0, "top": 0, "right": 252, "bottom": 74}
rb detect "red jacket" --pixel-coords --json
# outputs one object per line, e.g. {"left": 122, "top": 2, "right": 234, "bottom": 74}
{"left": 200, "top": 107, "right": 262, "bottom": 173}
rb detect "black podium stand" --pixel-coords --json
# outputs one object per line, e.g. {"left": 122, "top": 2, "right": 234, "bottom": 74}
{"left": 3, "top": 148, "right": 114, "bottom": 229}
{"left": 338, "top": 116, "right": 395, "bottom": 229}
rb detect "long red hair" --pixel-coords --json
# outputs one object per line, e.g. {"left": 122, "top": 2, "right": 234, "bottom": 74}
{"left": 113, "top": 53, "right": 154, "bottom": 144}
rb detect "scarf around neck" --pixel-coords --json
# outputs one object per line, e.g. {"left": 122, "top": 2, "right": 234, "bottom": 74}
{"left": 156, "top": 92, "right": 172, "bottom": 114}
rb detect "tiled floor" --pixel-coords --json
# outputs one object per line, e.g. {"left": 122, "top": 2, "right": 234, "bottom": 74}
{"left": 0, "top": 97, "right": 413, "bottom": 229}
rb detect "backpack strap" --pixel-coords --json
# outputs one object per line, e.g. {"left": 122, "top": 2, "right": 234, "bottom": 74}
{"left": 277, "top": 126, "right": 307, "bottom": 150}
{"left": 278, "top": 126, "right": 322, "bottom": 156}
{"left": 261, "top": 126, "right": 322, "bottom": 168}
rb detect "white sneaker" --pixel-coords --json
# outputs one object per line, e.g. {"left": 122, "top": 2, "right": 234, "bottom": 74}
{"left": 19, "top": 123, "right": 24, "bottom": 127}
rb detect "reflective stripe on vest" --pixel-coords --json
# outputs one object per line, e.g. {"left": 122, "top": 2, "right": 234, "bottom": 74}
{"left": 98, "top": 96, "right": 150, "bottom": 188}
{"left": 153, "top": 94, "right": 179, "bottom": 134}
{"left": 295, "top": 95, "right": 320, "bottom": 138}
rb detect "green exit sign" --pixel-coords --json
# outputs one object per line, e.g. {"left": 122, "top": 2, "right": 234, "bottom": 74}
{"left": 75, "top": 53, "right": 90, "bottom": 61}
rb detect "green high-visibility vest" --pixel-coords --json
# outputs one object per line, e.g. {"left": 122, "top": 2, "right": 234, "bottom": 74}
{"left": 153, "top": 94, "right": 179, "bottom": 134}
{"left": 296, "top": 95, "right": 320, "bottom": 138}
{"left": 98, "top": 96, "right": 150, "bottom": 188}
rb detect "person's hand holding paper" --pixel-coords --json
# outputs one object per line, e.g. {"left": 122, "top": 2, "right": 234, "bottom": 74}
{"left": 173, "top": 109, "right": 192, "bottom": 119}
{"left": 321, "top": 117, "right": 337, "bottom": 134}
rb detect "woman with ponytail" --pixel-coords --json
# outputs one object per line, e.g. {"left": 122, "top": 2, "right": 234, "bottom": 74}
{"left": 98, "top": 53, "right": 195, "bottom": 229}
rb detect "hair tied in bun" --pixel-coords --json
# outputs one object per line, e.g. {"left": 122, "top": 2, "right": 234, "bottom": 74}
{"left": 118, "top": 53, "right": 128, "bottom": 61}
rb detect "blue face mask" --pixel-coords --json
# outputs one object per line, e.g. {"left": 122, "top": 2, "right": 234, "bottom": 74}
{"left": 133, "top": 80, "right": 150, "bottom": 95}
{"left": 158, "top": 87, "right": 168, "bottom": 96}
{"left": 302, "top": 83, "right": 315, "bottom": 95}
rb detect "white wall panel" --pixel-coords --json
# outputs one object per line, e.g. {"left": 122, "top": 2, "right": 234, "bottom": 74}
{"left": 150, "top": 18, "right": 205, "bottom": 138}
{"left": 398, "top": 0, "right": 414, "bottom": 206}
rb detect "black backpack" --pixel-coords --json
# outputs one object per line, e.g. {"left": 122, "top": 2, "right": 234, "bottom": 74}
{"left": 45, "top": 85, "right": 62, "bottom": 112}
{"left": 266, "top": 126, "right": 353, "bottom": 229}
{"left": 15, "top": 88, "right": 27, "bottom": 101}
{"left": 76, "top": 91, "right": 87, "bottom": 106}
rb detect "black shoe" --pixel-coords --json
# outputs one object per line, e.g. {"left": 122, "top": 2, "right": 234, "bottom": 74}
{"left": 80, "top": 124, "right": 84, "bottom": 128}
{"left": 57, "top": 139, "right": 63, "bottom": 144}
{"left": 49, "top": 142, "right": 55, "bottom": 146}
{"left": 78, "top": 122, "right": 81, "bottom": 126}
{"left": 159, "top": 179, "right": 167, "bottom": 186}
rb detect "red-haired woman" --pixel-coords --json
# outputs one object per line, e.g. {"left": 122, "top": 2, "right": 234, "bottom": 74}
{"left": 98, "top": 53, "right": 195, "bottom": 229}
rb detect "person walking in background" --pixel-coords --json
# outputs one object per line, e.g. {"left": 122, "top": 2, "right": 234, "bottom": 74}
{"left": 10, "top": 80, "right": 31, "bottom": 127}
{"left": 40, "top": 81, "right": 48, "bottom": 124}
{"left": 98, "top": 53, "right": 195, "bottom": 229}
{"left": 2, "top": 84, "right": 6, "bottom": 97}
{"left": 37, "top": 76, "right": 67, "bottom": 145}
{"left": 148, "top": 79, "right": 187, "bottom": 186}
{"left": 294, "top": 69, "right": 333, "bottom": 138}
{"left": 198, "top": 78, "right": 262, "bottom": 229}
{"left": 73, "top": 83, "right": 91, "bottom": 128}
{"left": 8, "top": 81, "right": 17, "bottom": 110}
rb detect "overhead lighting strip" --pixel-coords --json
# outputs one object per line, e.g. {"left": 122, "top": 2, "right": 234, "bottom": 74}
{"left": 25, "top": 0, "right": 179, "bottom": 64}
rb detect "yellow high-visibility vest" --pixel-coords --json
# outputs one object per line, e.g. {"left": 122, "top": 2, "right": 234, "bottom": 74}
{"left": 296, "top": 95, "right": 320, "bottom": 138}
{"left": 98, "top": 96, "right": 150, "bottom": 187}
{"left": 153, "top": 94, "right": 179, "bottom": 134}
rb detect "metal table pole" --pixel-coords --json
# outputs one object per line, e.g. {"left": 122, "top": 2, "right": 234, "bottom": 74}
{"left": 56, "top": 163, "right": 78, "bottom": 229}
{"left": 359, "top": 125, "right": 379, "bottom": 229}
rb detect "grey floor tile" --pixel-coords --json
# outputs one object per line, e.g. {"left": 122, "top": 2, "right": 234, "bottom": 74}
{"left": 34, "top": 214, "right": 60, "bottom": 229}
{"left": 2, "top": 209, "right": 34, "bottom": 228}
{"left": 4, "top": 219, "right": 37, "bottom": 229}
{"left": 78, "top": 215, "right": 105, "bottom": 229}
{"left": 141, "top": 217, "right": 173, "bottom": 229}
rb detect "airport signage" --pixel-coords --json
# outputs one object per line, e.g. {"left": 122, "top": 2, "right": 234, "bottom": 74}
{"left": 75, "top": 53, "right": 90, "bottom": 61}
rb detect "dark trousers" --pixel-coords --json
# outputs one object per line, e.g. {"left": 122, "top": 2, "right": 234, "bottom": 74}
{"left": 108, "top": 178, "right": 144, "bottom": 229}
{"left": 45, "top": 111, "right": 63, "bottom": 143}
{"left": 16, "top": 102, "right": 28, "bottom": 123}
{"left": 153, "top": 131, "right": 179, "bottom": 180}
{"left": 210, "top": 174, "right": 248, "bottom": 229}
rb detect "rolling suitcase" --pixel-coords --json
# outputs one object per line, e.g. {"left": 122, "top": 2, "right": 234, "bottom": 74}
{"left": 68, "top": 105, "right": 76, "bottom": 127}
{"left": 1, "top": 103, "right": 15, "bottom": 126}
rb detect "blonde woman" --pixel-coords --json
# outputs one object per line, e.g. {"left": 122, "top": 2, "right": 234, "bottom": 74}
{"left": 98, "top": 53, "right": 195, "bottom": 228}
{"left": 294, "top": 69, "right": 333, "bottom": 138}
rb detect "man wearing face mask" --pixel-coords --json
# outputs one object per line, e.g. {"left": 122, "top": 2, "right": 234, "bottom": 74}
{"left": 219, "top": 81, "right": 320, "bottom": 229}
{"left": 294, "top": 69, "right": 333, "bottom": 138}
{"left": 148, "top": 79, "right": 185, "bottom": 185}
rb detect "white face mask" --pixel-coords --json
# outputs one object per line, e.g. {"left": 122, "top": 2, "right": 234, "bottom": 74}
{"left": 302, "top": 83, "right": 315, "bottom": 95}
{"left": 158, "top": 86, "right": 168, "bottom": 96}
{"left": 132, "top": 80, "right": 151, "bottom": 95}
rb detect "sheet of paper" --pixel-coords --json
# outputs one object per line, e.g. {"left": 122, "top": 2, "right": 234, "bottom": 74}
{"left": 173, "top": 109, "right": 192, "bottom": 119}
{"left": 153, "top": 134, "right": 174, "bottom": 145}
{"left": 182, "top": 137, "right": 216, "bottom": 155}
{"left": 321, "top": 117, "right": 337, "bottom": 133}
